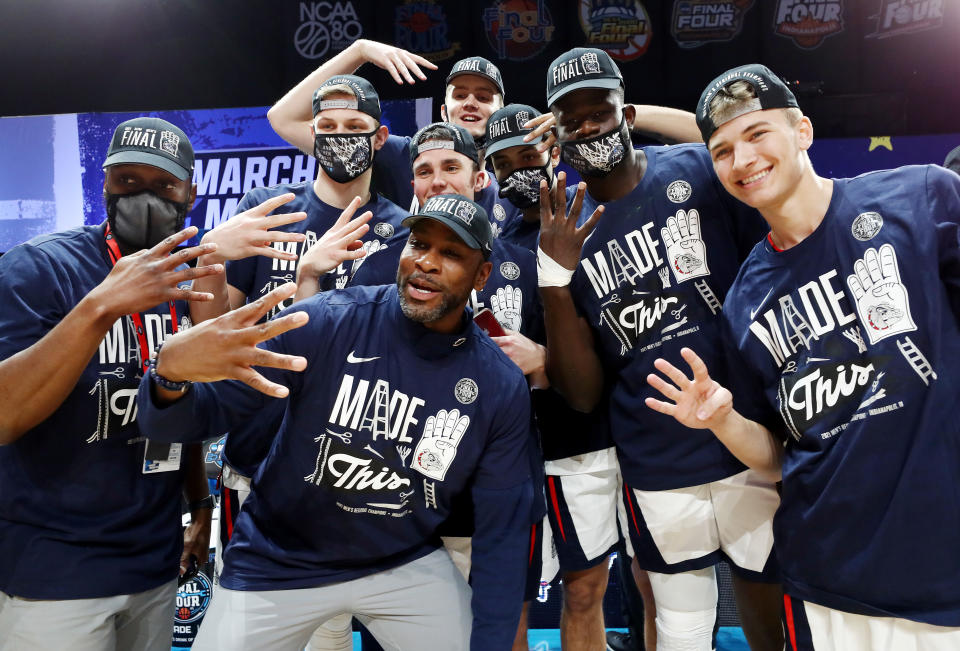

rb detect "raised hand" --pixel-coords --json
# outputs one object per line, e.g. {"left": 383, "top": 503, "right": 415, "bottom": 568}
{"left": 355, "top": 39, "right": 439, "bottom": 85}
{"left": 198, "top": 193, "right": 307, "bottom": 265}
{"left": 846, "top": 243, "right": 917, "bottom": 345}
{"left": 521, "top": 112, "right": 558, "bottom": 153}
{"left": 154, "top": 283, "right": 309, "bottom": 398}
{"left": 413, "top": 408, "right": 470, "bottom": 481}
{"left": 661, "top": 209, "right": 710, "bottom": 283}
{"left": 90, "top": 226, "right": 224, "bottom": 320}
{"left": 297, "top": 196, "right": 373, "bottom": 281}
{"left": 538, "top": 171, "right": 604, "bottom": 274}
{"left": 644, "top": 347, "right": 733, "bottom": 430}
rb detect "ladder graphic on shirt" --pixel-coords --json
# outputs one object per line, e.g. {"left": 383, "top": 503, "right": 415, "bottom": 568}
{"left": 694, "top": 280, "right": 721, "bottom": 315}
{"left": 423, "top": 479, "right": 438, "bottom": 509}
{"left": 86, "top": 379, "right": 109, "bottom": 444}
{"left": 360, "top": 382, "right": 391, "bottom": 440}
{"left": 599, "top": 308, "right": 632, "bottom": 355}
{"left": 896, "top": 336, "right": 937, "bottom": 386}
{"left": 781, "top": 297, "right": 816, "bottom": 352}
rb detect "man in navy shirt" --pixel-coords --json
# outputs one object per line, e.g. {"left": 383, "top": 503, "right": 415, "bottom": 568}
{"left": 648, "top": 63, "right": 960, "bottom": 650}
{"left": 537, "top": 49, "right": 783, "bottom": 651}
{"left": 139, "top": 195, "right": 535, "bottom": 651}
{"left": 0, "top": 117, "right": 221, "bottom": 651}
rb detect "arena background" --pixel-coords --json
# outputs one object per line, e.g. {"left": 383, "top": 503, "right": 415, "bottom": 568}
{"left": 1, "top": 1, "right": 958, "bottom": 649}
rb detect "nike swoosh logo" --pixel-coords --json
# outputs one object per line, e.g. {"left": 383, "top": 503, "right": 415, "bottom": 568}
{"left": 750, "top": 288, "right": 775, "bottom": 320}
{"left": 347, "top": 351, "right": 381, "bottom": 364}
{"left": 806, "top": 357, "right": 831, "bottom": 363}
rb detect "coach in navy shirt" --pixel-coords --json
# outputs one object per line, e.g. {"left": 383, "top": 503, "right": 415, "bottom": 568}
{"left": 139, "top": 195, "right": 535, "bottom": 651}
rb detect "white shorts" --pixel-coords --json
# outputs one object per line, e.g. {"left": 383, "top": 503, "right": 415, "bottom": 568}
{"left": 544, "top": 448, "right": 621, "bottom": 572}
{"left": 0, "top": 579, "right": 176, "bottom": 651}
{"left": 785, "top": 596, "right": 960, "bottom": 651}
{"left": 619, "top": 468, "right": 778, "bottom": 577}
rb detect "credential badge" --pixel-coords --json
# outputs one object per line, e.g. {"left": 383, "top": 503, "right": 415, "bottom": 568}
{"left": 454, "top": 378, "right": 478, "bottom": 404}
{"left": 666, "top": 180, "right": 692, "bottom": 203}
{"left": 851, "top": 212, "right": 883, "bottom": 241}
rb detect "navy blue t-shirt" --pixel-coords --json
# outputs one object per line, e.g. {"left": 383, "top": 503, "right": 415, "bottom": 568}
{"left": 571, "top": 144, "right": 767, "bottom": 490}
{"left": 0, "top": 224, "right": 189, "bottom": 599}
{"left": 724, "top": 165, "right": 960, "bottom": 626}
{"left": 223, "top": 182, "right": 408, "bottom": 476}
{"left": 138, "top": 286, "right": 535, "bottom": 647}
{"left": 375, "top": 134, "right": 520, "bottom": 237}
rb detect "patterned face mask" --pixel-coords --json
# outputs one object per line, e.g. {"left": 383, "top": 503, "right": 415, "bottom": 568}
{"left": 313, "top": 130, "right": 377, "bottom": 184}
{"left": 560, "top": 115, "right": 630, "bottom": 177}
{"left": 498, "top": 163, "right": 554, "bottom": 209}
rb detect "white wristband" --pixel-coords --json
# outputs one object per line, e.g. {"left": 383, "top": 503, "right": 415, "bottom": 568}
{"left": 537, "top": 246, "right": 575, "bottom": 288}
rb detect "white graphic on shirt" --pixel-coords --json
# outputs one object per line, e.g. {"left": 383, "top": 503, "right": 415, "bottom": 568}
{"left": 662, "top": 210, "right": 710, "bottom": 284}
{"left": 666, "top": 180, "right": 692, "bottom": 203}
{"left": 657, "top": 267, "right": 671, "bottom": 289}
{"left": 897, "top": 336, "right": 938, "bottom": 386}
{"left": 350, "top": 238, "right": 387, "bottom": 276}
{"left": 500, "top": 261, "right": 520, "bottom": 280}
{"left": 454, "top": 379, "right": 479, "bottom": 405}
{"left": 423, "top": 479, "right": 438, "bottom": 509}
{"left": 851, "top": 212, "right": 882, "bottom": 241}
{"left": 781, "top": 362, "right": 876, "bottom": 430}
{"left": 305, "top": 433, "right": 332, "bottom": 485}
{"left": 694, "top": 279, "right": 721, "bottom": 315}
{"left": 325, "top": 428, "right": 352, "bottom": 444}
{"left": 364, "top": 444, "right": 383, "bottom": 458}
{"left": 842, "top": 326, "right": 867, "bottom": 353}
{"left": 87, "top": 379, "right": 109, "bottom": 443}
{"left": 396, "top": 445, "right": 411, "bottom": 468}
{"left": 661, "top": 303, "right": 688, "bottom": 334}
{"left": 750, "top": 287, "right": 775, "bottom": 320}
{"left": 490, "top": 285, "right": 523, "bottom": 331}
{"left": 414, "top": 409, "right": 470, "bottom": 481}
{"left": 846, "top": 244, "right": 916, "bottom": 345}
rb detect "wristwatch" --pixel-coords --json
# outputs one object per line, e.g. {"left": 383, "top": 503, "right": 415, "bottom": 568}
{"left": 188, "top": 495, "right": 215, "bottom": 511}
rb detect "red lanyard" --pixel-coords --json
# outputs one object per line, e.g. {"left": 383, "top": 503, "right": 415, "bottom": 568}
{"left": 103, "top": 225, "right": 179, "bottom": 373}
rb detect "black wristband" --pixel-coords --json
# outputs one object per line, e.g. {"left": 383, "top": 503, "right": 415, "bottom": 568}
{"left": 188, "top": 495, "right": 215, "bottom": 511}
{"left": 149, "top": 343, "right": 192, "bottom": 393}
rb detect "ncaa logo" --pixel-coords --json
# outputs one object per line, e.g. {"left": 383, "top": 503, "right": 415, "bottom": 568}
{"left": 175, "top": 571, "right": 212, "bottom": 624}
{"left": 205, "top": 436, "right": 225, "bottom": 468}
{"left": 294, "top": 1, "right": 363, "bottom": 60}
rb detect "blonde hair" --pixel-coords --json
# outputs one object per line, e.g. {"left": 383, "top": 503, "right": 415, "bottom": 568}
{"left": 708, "top": 80, "right": 802, "bottom": 128}
{"left": 317, "top": 84, "right": 357, "bottom": 101}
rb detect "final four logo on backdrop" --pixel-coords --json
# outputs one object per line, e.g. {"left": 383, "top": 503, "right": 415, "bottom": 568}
{"left": 773, "top": 0, "right": 844, "bottom": 49}
{"left": 672, "top": 0, "right": 755, "bottom": 48}
{"left": 482, "top": 0, "right": 556, "bottom": 61}
{"left": 867, "top": 0, "right": 943, "bottom": 39}
{"left": 294, "top": 1, "right": 363, "bottom": 60}
{"left": 578, "top": 0, "right": 652, "bottom": 61}
{"left": 395, "top": 1, "right": 461, "bottom": 62}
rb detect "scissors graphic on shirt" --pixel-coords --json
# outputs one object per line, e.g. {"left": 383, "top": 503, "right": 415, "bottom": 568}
{"left": 99, "top": 367, "right": 125, "bottom": 379}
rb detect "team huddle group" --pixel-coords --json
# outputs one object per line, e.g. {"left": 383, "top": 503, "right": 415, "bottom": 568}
{"left": 1, "top": 35, "right": 959, "bottom": 651}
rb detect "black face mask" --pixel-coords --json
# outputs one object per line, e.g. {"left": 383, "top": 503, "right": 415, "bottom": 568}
{"left": 105, "top": 189, "right": 190, "bottom": 252}
{"left": 498, "top": 163, "right": 554, "bottom": 209}
{"left": 560, "top": 115, "right": 630, "bottom": 177}
{"left": 313, "top": 131, "right": 376, "bottom": 184}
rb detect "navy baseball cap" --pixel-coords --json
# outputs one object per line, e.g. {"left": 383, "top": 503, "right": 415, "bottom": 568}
{"left": 446, "top": 56, "right": 505, "bottom": 97}
{"left": 102, "top": 117, "right": 194, "bottom": 181}
{"left": 546, "top": 48, "right": 623, "bottom": 108}
{"left": 312, "top": 74, "right": 382, "bottom": 121}
{"left": 696, "top": 64, "right": 799, "bottom": 144}
{"left": 403, "top": 194, "right": 493, "bottom": 256}
{"left": 409, "top": 122, "right": 479, "bottom": 167}
{"left": 484, "top": 104, "right": 543, "bottom": 160}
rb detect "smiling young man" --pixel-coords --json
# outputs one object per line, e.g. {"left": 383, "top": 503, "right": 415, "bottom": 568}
{"left": 0, "top": 117, "right": 220, "bottom": 651}
{"left": 136, "top": 195, "right": 536, "bottom": 651}
{"left": 646, "top": 63, "right": 960, "bottom": 651}
{"left": 536, "top": 49, "right": 783, "bottom": 651}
